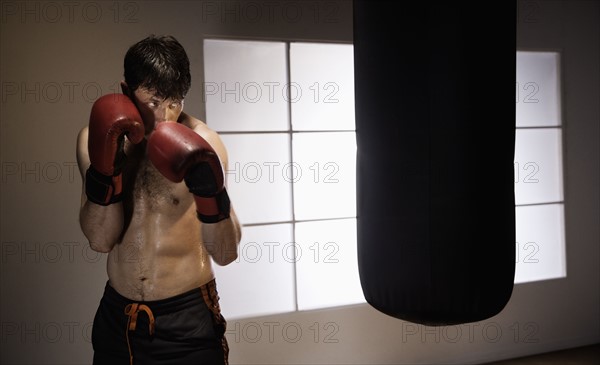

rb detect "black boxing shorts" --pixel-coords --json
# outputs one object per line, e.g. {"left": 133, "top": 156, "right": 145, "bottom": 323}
{"left": 92, "top": 279, "right": 228, "bottom": 365}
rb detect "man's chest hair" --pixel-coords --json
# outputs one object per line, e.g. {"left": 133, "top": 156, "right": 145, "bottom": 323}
{"left": 123, "top": 149, "right": 193, "bottom": 212}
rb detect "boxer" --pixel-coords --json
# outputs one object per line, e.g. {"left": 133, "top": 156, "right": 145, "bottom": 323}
{"left": 76, "top": 35, "right": 241, "bottom": 365}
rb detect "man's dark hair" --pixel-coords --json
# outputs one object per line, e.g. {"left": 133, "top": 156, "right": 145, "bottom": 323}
{"left": 124, "top": 35, "right": 191, "bottom": 100}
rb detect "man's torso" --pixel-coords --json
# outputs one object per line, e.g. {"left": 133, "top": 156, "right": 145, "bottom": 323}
{"left": 106, "top": 120, "right": 214, "bottom": 301}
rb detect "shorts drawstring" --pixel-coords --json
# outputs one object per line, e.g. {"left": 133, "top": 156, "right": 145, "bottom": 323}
{"left": 124, "top": 303, "right": 155, "bottom": 365}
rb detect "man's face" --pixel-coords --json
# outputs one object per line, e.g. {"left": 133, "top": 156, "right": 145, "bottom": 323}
{"left": 129, "top": 87, "right": 184, "bottom": 136}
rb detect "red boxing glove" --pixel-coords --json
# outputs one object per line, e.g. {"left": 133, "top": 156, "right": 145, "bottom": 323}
{"left": 86, "top": 94, "right": 144, "bottom": 205}
{"left": 147, "top": 122, "right": 231, "bottom": 223}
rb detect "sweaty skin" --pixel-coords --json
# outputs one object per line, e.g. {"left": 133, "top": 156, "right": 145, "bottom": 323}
{"left": 77, "top": 87, "right": 241, "bottom": 301}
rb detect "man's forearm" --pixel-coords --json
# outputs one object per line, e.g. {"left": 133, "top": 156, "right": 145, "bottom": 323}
{"left": 79, "top": 201, "right": 124, "bottom": 253}
{"left": 202, "top": 210, "right": 241, "bottom": 266}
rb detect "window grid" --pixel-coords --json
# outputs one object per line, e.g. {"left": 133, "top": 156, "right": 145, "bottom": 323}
{"left": 205, "top": 39, "right": 357, "bottom": 315}
{"left": 209, "top": 44, "right": 566, "bottom": 315}
{"left": 514, "top": 126, "right": 564, "bottom": 207}
{"left": 284, "top": 41, "right": 299, "bottom": 310}
{"left": 514, "top": 50, "right": 566, "bottom": 284}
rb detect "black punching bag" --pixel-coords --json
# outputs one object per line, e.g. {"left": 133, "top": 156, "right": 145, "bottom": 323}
{"left": 355, "top": 1, "right": 516, "bottom": 325}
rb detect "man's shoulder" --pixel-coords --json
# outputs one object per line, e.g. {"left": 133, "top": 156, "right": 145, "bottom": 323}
{"left": 179, "top": 113, "right": 228, "bottom": 162}
{"left": 180, "top": 113, "right": 219, "bottom": 139}
{"left": 78, "top": 125, "right": 89, "bottom": 138}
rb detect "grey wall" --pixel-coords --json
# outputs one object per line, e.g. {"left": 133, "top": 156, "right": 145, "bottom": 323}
{"left": 1, "top": 1, "right": 598, "bottom": 364}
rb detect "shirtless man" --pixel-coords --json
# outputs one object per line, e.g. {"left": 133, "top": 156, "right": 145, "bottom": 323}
{"left": 76, "top": 35, "right": 241, "bottom": 364}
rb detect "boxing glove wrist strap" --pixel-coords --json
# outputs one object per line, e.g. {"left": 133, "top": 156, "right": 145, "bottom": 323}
{"left": 193, "top": 189, "right": 231, "bottom": 223}
{"left": 85, "top": 166, "right": 123, "bottom": 206}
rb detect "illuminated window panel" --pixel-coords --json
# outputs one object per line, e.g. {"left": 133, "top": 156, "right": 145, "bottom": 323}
{"left": 204, "top": 39, "right": 289, "bottom": 132}
{"left": 514, "top": 128, "right": 564, "bottom": 205}
{"left": 212, "top": 224, "right": 296, "bottom": 319}
{"left": 516, "top": 51, "right": 561, "bottom": 127}
{"left": 514, "top": 204, "right": 566, "bottom": 283}
{"left": 220, "top": 134, "right": 293, "bottom": 225}
{"left": 292, "top": 132, "right": 357, "bottom": 221}
{"left": 289, "top": 43, "right": 356, "bottom": 131}
{"left": 295, "top": 219, "right": 365, "bottom": 310}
